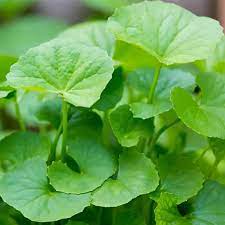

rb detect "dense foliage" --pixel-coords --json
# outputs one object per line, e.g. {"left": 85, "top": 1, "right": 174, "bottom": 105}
{"left": 0, "top": 1, "right": 225, "bottom": 225}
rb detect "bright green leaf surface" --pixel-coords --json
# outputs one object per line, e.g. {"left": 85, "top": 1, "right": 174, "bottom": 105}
{"left": 171, "top": 73, "right": 225, "bottom": 139}
{"left": 59, "top": 21, "right": 115, "bottom": 57}
{"left": 155, "top": 181, "right": 225, "bottom": 225}
{"left": 155, "top": 193, "right": 191, "bottom": 225}
{"left": 109, "top": 105, "right": 154, "bottom": 147}
{"left": 205, "top": 36, "right": 225, "bottom": 74}
{"left": 48, "top": 130, "right": 116, "bottom": 194}
{"left": 0, "top": 132, "right": 50, "bottom": 175}
{"left": 94, "top": 67, "right": 124, "bottom": 111}
{"left": 127, "top": 68, "right": 195, "bottom": 119}
{"left": 155, "top": 154, "right": 204, "bottom": 203}
{"left": 92, "top": 151, "right": 159, "bottom": 207}
{"left": 0, "top": 158, "right": 91, "bottom": 222}
{"left": 108, "top": 1, "right": 223, "bottom": 65}
{"left": 7, "top": 39, "right": 114, "bottom": 107}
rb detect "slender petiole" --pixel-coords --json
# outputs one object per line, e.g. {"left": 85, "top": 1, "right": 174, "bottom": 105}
{"left": 14, "top": 92, "right": 25, "bottom": 131}
{"left": 61, "top": 100, "right": 69, "bottom": 162}
{"left": 148, "top": 63, "right": 162, "bottom": 104}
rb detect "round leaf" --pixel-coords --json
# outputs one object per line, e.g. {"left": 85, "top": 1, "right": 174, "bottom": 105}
{"left": 109, "top": 105, "right": 154, "bottom": 147}
{"left": 59, "top": 21, "right": 115, "bottom": 57}
{"left": 108, "top": 1, "right": 223, "bottom": 65}
{"left": 7, "top": 39, "right": 114, "bottom": 107}
{"left": 127, "top": 68, "right": 195, "bottom": 119}
{"left": 48, "top": 131, "right": 116, "bottom": 194}
{"left": 154, "top": 154, "right": 204, "bottom": 203}
{"left": 0, "top": 158, "right": 91, "bottom": 222}
{"left": 92, "top": 151, "right": 159, "bottom": 207}
{"left": 0, "top": 131, "right": 50, "bottom": 175}
{"left": 171, "top": 73, "right": 225, "bottom": 139}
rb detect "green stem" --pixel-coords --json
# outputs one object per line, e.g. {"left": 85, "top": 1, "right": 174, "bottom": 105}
{"left": 195, "top": 146, "right": 209, "bottom": 163}
{"left": 148, "top": 64, "right": 162, "bottom": 104}
{"left": 61, "top": 100, "right": 69, "bottom": 162}
{"left": 48, "top": 121, "right": 63, "bottom": 164}
{"left": 112, "top": 208, "right": 117, "bottom": 225}
{"left": 208, "top": 159, "right": 220, "bottom": 178}
{"left": 147, "top": 118, "right": 180, "bottom": 157}
{"left": 97, "top": 207, "right": 103, "bottom": 225}
{"left": 14, "top": 94, "right": 25, "bottom": 131}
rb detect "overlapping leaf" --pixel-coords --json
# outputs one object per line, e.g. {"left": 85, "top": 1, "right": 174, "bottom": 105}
{"left": 155, "top": 181, "right": 225, "bottom": 225}
{"left": 208, "top": 138, "right": 225, "bottom": 162}
{"left": 0, "top": 158, "right": 91, "bottom": 222}
{"left": 7, "top": 39, "right": 114, "bottom": 107}
{"left": 171, "top": 73, "right": 225, "bottom": 139}
{"left": 48, "top": 128, "right": 116, "bottom": 194}
{"left": 0, "top": 131, "right": 50, "bottom": 176}
{"left": 152, "top": 154, "right": 204, "bottom": 203}
{"left": 92, "top": 151, "right": 159, "bottom": 207}
{"left": 108, "top": 1, "right": 223, "bottom": 65}
{"left": 127, "top": 68, "right": 195, "bottom": 119}
{"left": 59, "top": 21, "right": 115, "bottom": 57}
{"left": 109, "top": 105, "right": 154, "bottom": 147}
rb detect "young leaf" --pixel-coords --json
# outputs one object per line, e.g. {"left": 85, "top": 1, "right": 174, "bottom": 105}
{"left": 155, "top": 193, "right": 190, "bottom": 225}
{"left": 7, "top": 39, "right": 114, "bottom": 108}
{"left": 0, "top": 131, "right": 50, "bottom": 175}
{"left": 155, "top": 181, "right": 225, "bottom": 225}
{"left": 171, "top": 73, "right": 225, "bottom": 139}
{"left": 92, "top": 151, "right": 159, "bottom": 207}
{"left": 0, "top": 158, "right": 91, "bottom": 222}
{"left": 108, "top": 1, "right": 223, "bottom": 65}
{"left": 109, "top": 105, "right": 154, "bottom": 147}
{"left": 48, "top": 129, "right": 116, "bottom": 194}
{"left": 59, "top": 21, "right": 115, "bottom": 57}
{"left": 208, "top": 138, "right": 225, "bottom": 162}
{"left": 127, "top": 68, "right": 195, "bottom": 119}
{"left": 152, "top": 154, "right": 204, "bottom": 203}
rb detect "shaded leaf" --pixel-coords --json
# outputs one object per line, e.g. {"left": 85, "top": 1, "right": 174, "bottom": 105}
{"left": 48, "top": 129, "right": 116, "bottom": 194}
{"left": 109, "top": 105, "right": 154, "bottom": 147}
{"left": 0, "top": 131, "right": 50, "bottom": 175}
{"left": 153, "top": 154, "right": 204, "bottom": 203}
{"left": 92, "top": 151, "right": 159, "bottom": 207}
{"left": 108, "top": 1, "right": 223, "bottom": 65}
{"left": 127, "top": 68, "right": 195, "bottom": 119}
{"left": 208, "top": 138, "right": 225, "bottom": 162}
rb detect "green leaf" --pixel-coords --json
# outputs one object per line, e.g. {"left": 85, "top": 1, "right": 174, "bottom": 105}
{"left": 155, "top": 181, "right": 225, "bottom": 225}
{"left": 0, "top": 132, "right": 50, "bottom": 175}
{"left": 7, "top": 39, "right": 114, "bottom": 107}
{"left": 0, "top": 16, "right": 67, "bottom": 57}
{"left": 205, "top": 36, "right": 225, "bottom": 73}
{"left": 94, "top": 67, "right": 124, "bottom": 111}
{"left": 109, "top": 105, "right": 154, "bottom": 147}
{"left": 48, "top": 129, "right": 116, "bottom": 194}
{"left": 0, "top": 158, "right": 91, "bottom": 222}
{"left": 171, "top": 73, "right": 225, "bottom": 139}
{"left": 0, "top": 203, "right": 18, "bottom": 225}
{"left": 208, "top": 138, "right": 225, "bottom": 162}
{"left": 59, "top": 21, "right": 115, "bottom": 57}
{"left": 108, "top": 1, "right": 223, "bottom": 65}
{"left": 113, "top": 41, "right": 158, "bottom": 71}
{"left": 127, "top": 68, "right": 195, "bottom": 119}
{"left": 92, "top": 151, "right": 159, "bottom": 207}
{"left": 153, "top": 154, "right": 204, "bottom": 203}
{"left": 155, "top": 193, "right": 191, "bottom": 225}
